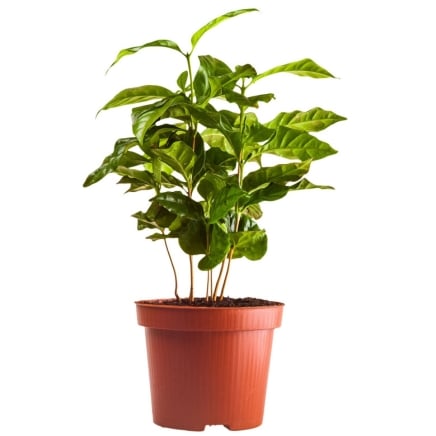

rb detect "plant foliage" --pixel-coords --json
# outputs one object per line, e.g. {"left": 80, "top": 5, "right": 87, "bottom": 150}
{"left": 84, "top": 8, "right": 346, "bottom": 302}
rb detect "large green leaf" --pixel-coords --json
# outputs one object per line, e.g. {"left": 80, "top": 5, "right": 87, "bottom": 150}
{"left": 153, "top": 141, "right": 196, "bottom": 182}
{"left": 267, "top": 108, "right": 347, "bottom": 132}
{"left": 198, "top": 173, "right": 226, "bottom": 201}
{"left": 133, "top": 203, "right": 177, "bottom": 231}
{"left": 179, "top": 220, "right": 207, "bottom": 255}
{"left": 190, "top": 9, "right": 258, "bottom": 52}
{"left": 83, "top": 137, "right": 140, "bottom": 187}
{"left": 253, "top": 58, "right": 335, "bottom": 82}
{"left": 198, "top": 223, "right": 230, "bottom": 270}
{"left": 243, "top": 161, "right": 311, "bottom": 192}
{"left": 259, "top": 126, "right": 337, "bottom": 161}
{"left": 132, "top": 95, "right": 187, "bottom": 144}
{"left": 209, "top": 185, "right": 247, "bottom": 223}
{"left": 107, "top": 39, "right": 183, "bottom": 71}
{"left": 231, "top": 230, "right": 267, "bottom": 260}
{"left": 98, "top": 85, "right": 173, "bottom": 113}
{"left": 153, "top": 191, "right": 204, "bottom": 220}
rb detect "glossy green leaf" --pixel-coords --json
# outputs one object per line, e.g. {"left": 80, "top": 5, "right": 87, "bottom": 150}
{"left": 133, "top": 203, "right": 177, "bottom": 231}
{"left": 153, "top": 141, "right": 196, "bottom": 182}
{"left": 191, "top": 9, "right": 258, "bottom": 52}
{"left": 116, "top": 167, "right": 157, "bottom": 190}
{"left": 177, "top": 71, "right": 189, "bottom": 91}
{"left": 202, "top": 129, "right": 234, "bottom": 156}
{"left": 153, "top": 191, "right": 204, "bottom": 220}
{"left": 243, "top": 161, "right": 311, "bottom": 192}
{"left": 98, "top": 85, "right": 173, "bottom": 113}
{"left": 107, "top": 39, "right": 182, "bottom": 71}
{"left": 198, "top": 174, "right": 226, "bottom": 200}
{"left": 209, "top": 185, "right": 247, "bottom": 223}
{"left": 83, "top": 138, "right": 140, "bottom": 187}
{"left": 260, "top": 126, "right": 337, "bottom": 161}
{"left": 231, "top": 230, "right": 267, "bottom": 260}
{"left": 243, "top": 183, "right": 290, "bottom": 206}
{"left": 267, "top": 108, "right": 347, "bottom": 132}
{"left": 288, "top": 178, "right": 334, "bottom": 190}
{"left": 179, "top": 220, "right": 207, "bottom": 255}
{"left": 132, "top": 95, "right": 187, "bottom": 144}
{"left": 198, "top": 223, "right": 230, "bottom": 270}
{"left": 254, "top": 58, "right": 335, "bottom": 82}
{"left": 224, "top": 90, "right": 275, "bottom": 108}
{"left": 193, "top": 60, "right": 221, "bottom": 104}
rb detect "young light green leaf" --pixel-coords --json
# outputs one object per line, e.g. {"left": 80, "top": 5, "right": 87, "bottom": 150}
{"left": 190, "top": 8, "right": 258, "bottom": 52}
{"left": 267, "top": 108, "right": 347, "bottom": 132}
{"left": 260, "top": 126, "right": 337, "bottom": 161}
{"left": 107, "top": 39, "right": 183, "bottom": 72}
{"left": 98, "top": 85, "right": 173, "bottom": 114}
{"left": 253, "top": 58, "right": 335, "bottom": 82}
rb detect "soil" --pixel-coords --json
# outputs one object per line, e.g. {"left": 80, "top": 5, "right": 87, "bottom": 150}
{"left": 143, "top": 297, "right": 284, "bottom": 307}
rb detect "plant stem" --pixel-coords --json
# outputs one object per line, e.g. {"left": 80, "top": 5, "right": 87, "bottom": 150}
{"left": 218, "top": 249, "right": 234, "bottom": 301}
{"left": 212, "top": 261, "right": 226, "bottom": 301}
{"left": 163, "top": 236, "right": 179, "bottom": 302}
{"left": 189, "top": 254, "right": 194, "bottom": 303}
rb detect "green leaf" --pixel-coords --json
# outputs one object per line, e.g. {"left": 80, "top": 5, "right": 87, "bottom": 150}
{"left": 288, "top": 178, "right": 334, "bottom": 190}
{"left": 116, "top": 167, "right": 157, "bottom": 190}
{"left": 231, "top": 230, "right": 267, "bottom": 260}
{"left": 179, "top": 220, "right": 207, "bottom": 255}
{"left": 243, "top": 161, "right": 311, "bottom": 192}
{"left": 209, "top": 185, "right": 247, "bottom": 223}
{"left": 83, "top": 137, "right": 139, "bottom": 187}
{"left": 132, "top": 95, "right": 187, "bottom": 144}
{"left": 193, "top": 58, "right": 221, "bottom": 104}
{"left": 177, "top": 71, "right": 189, "bottom": 91}
{"left": 98, "top": 85, "right": 173, "bottom": 114}
{"left": 198, "top": 174, "right": 226, "bottom": 200}
{"left": 153, "top": 192, "right": 204, "bottom": 220}
{"left": 190, "top": 9, "right": 258, "bottom": 52}
{"left": 267, "top": 108, "right": 347, "bottom": 132}
{"left": 202, "top": 129, "right": 234, "bottom": 156}
{"left": 254, "top": 58, "right": 335, "bottom": 82}
{"left": 133, "top": 203, "right": 177, "bottom": 231}
{"left": 243, "top": 183, "right": 290, "bottom": 206}
{"left": 224, "top": 90, "right": 275, "bottom": 108}
{"left": 198, "top": 223, "right": 230, "bottom": 270}
{"left": 107, "top": 39, "right": 183, "bottom": 71}
{"left": 259, "top": 126, "right": 337, "bottom": 161}
{"left": 152, "top": 141, "right": 196, "bottom": 182}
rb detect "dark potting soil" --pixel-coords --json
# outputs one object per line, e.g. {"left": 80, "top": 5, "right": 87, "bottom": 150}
{"left": 147, "top": 297, "right": 284, "bottom": 307}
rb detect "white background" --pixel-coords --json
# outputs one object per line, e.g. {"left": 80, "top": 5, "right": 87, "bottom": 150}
{"left": 1, "top": 0, "right": 435, "bottom": 435}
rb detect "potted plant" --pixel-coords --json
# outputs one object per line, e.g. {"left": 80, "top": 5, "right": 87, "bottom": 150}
{"left": 83, "top": 7, "right": 345, "bottom": 431}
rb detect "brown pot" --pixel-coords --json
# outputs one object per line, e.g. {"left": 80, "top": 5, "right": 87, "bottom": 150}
{"left": 135, "top": 299, "right": 284, "bottom": 431}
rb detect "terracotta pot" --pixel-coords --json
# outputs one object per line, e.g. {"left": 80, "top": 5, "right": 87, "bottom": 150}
{"left": 135, "top": 299, "right": 284, "bottom": 431}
